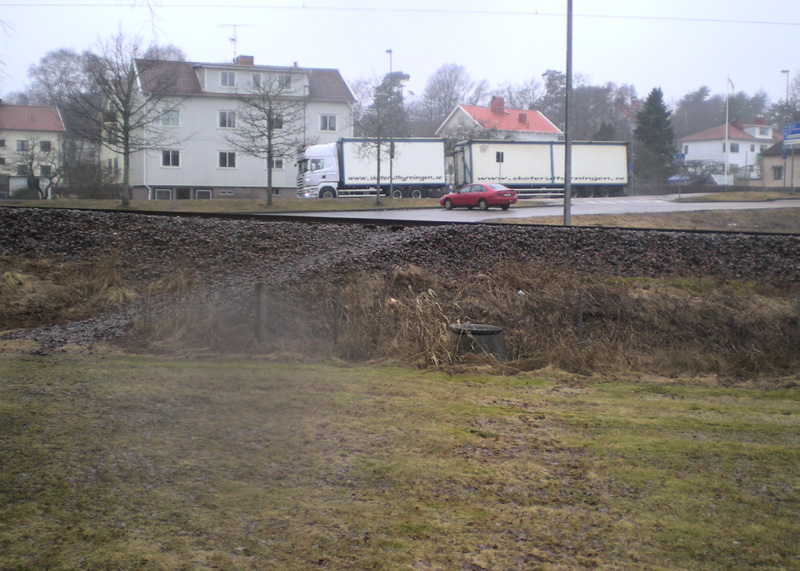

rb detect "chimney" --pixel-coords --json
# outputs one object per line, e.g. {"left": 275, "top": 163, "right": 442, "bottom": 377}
{"left": 754, "top": 116, "right": 765, "bottom": 125}
{"left": 293, "top": 61, "right": 298, "bottom": 68}
{"left": 731, "top": 118, "right": 742, "bottom": 130}
{"left": 490, "top": 96, "right": 505, "bottom": 115}
{"left": 234, "top": 55, "right": 254, "bottom": 66}
{"left": 518, "top": 112, "right": 527, "bottom": 124}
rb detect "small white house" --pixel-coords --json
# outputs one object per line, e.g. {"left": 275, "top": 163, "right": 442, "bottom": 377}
{"left": 436, "top": 96, "right": 562, "bottom": 142}
{"left": 677, "top": 118, "right": 780, "bottom": 181}
{"left": 103, "top": 56, "right": 355, "bottom": 200}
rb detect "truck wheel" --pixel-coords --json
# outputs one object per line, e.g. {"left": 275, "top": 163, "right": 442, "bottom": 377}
{"left": 597, "top": 186, "right": 610, "bottom": 198}
{"left": 443, "top": 198, "right": 453, "bottom": 210}
{"left": 410, "top": 186, "right": 424, "bottom": 199}
{"left": 320, "top": 187, "right": 336, "bottom": 199}
{"left": 583, "top": 187, "right": 595, "bottom": 198}
{"left": 391, "top": 188, "right": 404, "bottom": 198}
{"left": 478, "top": 199, "right": 489, "bottom": 211}
{"left": 570, "top": 187, "right": 579, "bottom": 198}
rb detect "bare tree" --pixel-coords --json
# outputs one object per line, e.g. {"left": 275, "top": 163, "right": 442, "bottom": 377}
{"left": 65, "top": 32, "right": 187, "bottom": 205}
{"left": 226, "top": 70, "right": 310, "bottom": 206}
{"left": 9, "top": 135, "right": 64, "bottom": 198}
{"left": 415, "top": 64, "right": 489, "bottom": 134}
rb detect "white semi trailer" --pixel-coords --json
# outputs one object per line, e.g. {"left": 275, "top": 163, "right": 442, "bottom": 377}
{"left": 297, "top": 138, "right": 448, "bottom": 199}
{"left": 453, "top": 140, "right": 629, "bottom": 198}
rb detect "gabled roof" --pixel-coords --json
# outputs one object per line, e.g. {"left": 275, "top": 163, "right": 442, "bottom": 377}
{"left": 458, "top": 104, "right": 561, "bottom": 135}
{"left": 136, "top": 59, "right": 203, "bottom": 95}
{"left": 0, "top": 104, "right": 66, "bottom": 132}
{"left": 135, "top": 59, "right": 355, "bottom": 103}
{"left": 677, "top": 123, "right": 756, "bottom": 143}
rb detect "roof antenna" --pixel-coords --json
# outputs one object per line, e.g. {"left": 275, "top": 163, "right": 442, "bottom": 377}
{"left": 219, "top": 24, "right": 254, "bottom": 61}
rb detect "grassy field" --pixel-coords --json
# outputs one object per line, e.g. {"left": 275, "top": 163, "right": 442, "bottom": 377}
{"left": 0, "top": 354, "right": 797, "bottom": 570}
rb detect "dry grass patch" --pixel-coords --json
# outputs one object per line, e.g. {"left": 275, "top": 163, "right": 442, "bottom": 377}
{"left": 0, "top": 354, "right": 796, "bottom": 569}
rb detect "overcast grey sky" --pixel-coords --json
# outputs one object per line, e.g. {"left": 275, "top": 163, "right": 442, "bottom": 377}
{"left": 1, "top": 0, "right": 798, "bottom": 108}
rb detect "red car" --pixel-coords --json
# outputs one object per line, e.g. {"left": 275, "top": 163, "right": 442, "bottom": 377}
{"left": 440, "top": 183, "right": 517, "bottom": 211}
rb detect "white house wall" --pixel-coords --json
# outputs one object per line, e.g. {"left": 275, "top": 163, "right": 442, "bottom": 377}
{"left": 129, "top": 96, "right": 352, "bottom": 192}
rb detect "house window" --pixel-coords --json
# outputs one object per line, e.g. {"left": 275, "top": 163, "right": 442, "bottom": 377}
{"left": 0, "top": 158, "right": 5, "bottom": 165}
{"left": 155, "top": 188, "right": 172, "bottom": 200}
{"left": 16, "top": 140, "right": 28, "bottom": 152}
{"left": 195, "top": 189, "right": 212, "bottom": 200}
{"left": 219, "top": 111, "right": 236, "bottom": 128}
{"left": 40, "top": 165, "right": 52, "bottom": 177}
{"left": 751, "top": 144, "right": 755, "bottom": 152}
{"left": 729, "top": 143, "right": 739, "bottom": 153}
{"left": 161, "top": 110, "right": 180, "bottom": 127}
{"left": 252, "top": 74, "right": 262, "bottom": 89}
{"left": 271, "top": 157, "right": 284, "bottom": 170}
{"left": 162, "top": 150, "right": 180, "bottom": 167}
{"left": 0, "top": 139, "right": 5, "bottom": 147}
{"left": 759, "top": 127, "right": 769, "bottom": 136}
{"left": 39, "top": 141, "right": 52, "bottom": 152}
{"left": 683, "top": 144, "right": 688, "bottom": 154}
{"left": 269, "top": 114, "right": 283, "bottom": 130}
{"left": 221, "top": 71, "right": 236, "bottom": 87}
{"left": 760, "top": 145, "right": 768, "bottom": 152}
{"left": 16, "top": 165, "right": 27, "bottom": 175}
{"left": 772, "top": 166, "right": 783, "bottom": 181}
{"left": 278, "top": 74, "right": 293, "bottom": 90}
{"left": 320, "top": 114, "right": 337, "bottom": 132}
{"left": 219, "top": 151, "right": 236, "bottom": 168}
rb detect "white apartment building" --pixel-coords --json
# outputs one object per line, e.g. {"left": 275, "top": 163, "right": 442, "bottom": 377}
{"left": 106, "top": 56, "right": 355, "bottom": 200}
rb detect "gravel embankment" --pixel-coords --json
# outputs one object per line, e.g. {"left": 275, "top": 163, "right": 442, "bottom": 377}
{"left": 1, "top": 207, "right": 798, "bottom": 349}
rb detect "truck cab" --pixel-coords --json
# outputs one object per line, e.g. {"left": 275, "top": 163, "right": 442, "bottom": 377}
{"left": 297, "top": 143, "right": 339, "bottom": 198}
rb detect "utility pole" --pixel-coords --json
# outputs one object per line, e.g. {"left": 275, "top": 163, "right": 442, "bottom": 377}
{"left": 563, "top": 0, "right": 573, "bottom": 226}
{"left": 387, "top": 49, "right": 394, "bottom": 199}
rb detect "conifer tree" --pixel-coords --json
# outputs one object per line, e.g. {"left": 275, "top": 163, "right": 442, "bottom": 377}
{"left": 633, "top": 87, "right": 676, "bottom": 182}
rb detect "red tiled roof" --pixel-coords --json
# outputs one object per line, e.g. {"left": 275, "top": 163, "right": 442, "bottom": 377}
{"left": 0, "top": 105, "right": 65, "bottom": 132}
{"left": 460, "top": 104, "right": 561, "bottom": 134}
{"left": 678, "top": 123, "right": 756, "bottom": 143}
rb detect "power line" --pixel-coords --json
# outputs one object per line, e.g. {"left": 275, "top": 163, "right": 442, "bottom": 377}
{"left": 1, "top": 3, "right": 799, "bottom": 27}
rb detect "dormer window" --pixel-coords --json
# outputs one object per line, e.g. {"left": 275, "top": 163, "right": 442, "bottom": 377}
{"left": 221, "top": 71, "right": 236, "bottom": 87}
{"left": 278, "top": 74, "right": 293, "bottom": 91}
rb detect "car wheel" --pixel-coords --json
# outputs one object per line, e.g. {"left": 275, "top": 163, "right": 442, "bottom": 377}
{"left": 478, "top": 199, "right": 489, "bottom": 210}
{"left": 444, "top": 198, "right": 453, "bottom": 210}
{"left": 500, "top": 203, "right": 510, "bottom": 210}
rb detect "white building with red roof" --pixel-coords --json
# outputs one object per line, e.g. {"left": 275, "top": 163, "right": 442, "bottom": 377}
{"left": 677, "top": 118, "right": 781, "bottom": 181}
{"left": 0, "top": 103, "right": 66, "bottom": 196}
{"left": 435, "top": 96, "right": 562, "bottom": 142}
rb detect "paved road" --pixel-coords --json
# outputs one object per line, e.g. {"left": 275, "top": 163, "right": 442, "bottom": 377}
{"left": 285, "top": 194, "right": 800, "bottom": 223}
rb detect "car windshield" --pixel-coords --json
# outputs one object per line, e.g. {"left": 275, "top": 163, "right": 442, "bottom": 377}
{"left": 297, "top": 158, "right": 325, "bottom": 174}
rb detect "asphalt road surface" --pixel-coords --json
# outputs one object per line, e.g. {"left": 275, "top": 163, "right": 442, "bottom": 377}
{"left": 285, "top": 194, "right": 800, "bottom": 223}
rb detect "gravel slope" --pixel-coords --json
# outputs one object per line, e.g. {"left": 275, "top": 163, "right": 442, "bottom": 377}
{"left": 1, "top": 207, "right": 797, "bottom": 349}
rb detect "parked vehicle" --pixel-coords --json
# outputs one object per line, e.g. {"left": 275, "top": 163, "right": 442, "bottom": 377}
{"left": 297, "top": 138, "right": 447, "bottom": 199}
{"left": 439, "top": 183, "right": 517, "bottom": 210}
{"left": 453, "top": 140, "right": 629, "bottom": 198}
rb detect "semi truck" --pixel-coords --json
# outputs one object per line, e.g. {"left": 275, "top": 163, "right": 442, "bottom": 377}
{"left": 453, "top": 140, "right": 629, "bottom": 198}
{"left": 297, "top": 138, "right": 447, "bottom": 199}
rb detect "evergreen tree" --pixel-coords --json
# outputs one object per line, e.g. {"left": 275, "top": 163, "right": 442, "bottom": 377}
{"left": 633, "top": 87, "right": 676, "bottom": 182}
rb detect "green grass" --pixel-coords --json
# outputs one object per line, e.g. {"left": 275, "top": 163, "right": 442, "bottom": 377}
{"left": 1, "top": 354, "right": 797, "bottom": 569}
